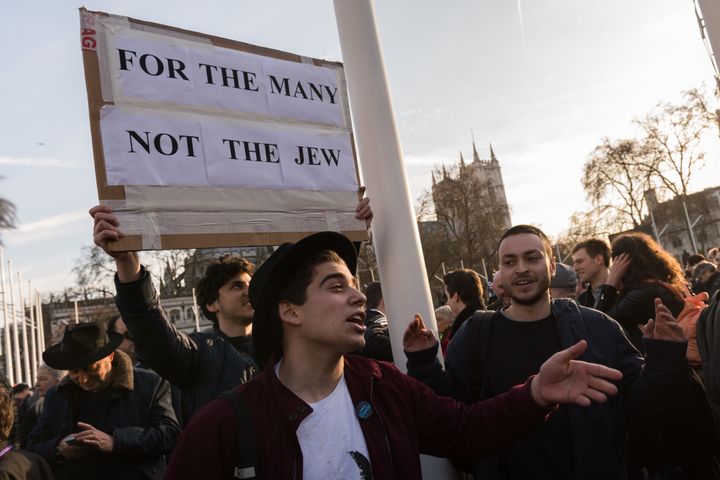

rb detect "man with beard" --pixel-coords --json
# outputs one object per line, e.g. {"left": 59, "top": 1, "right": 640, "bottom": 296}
{"left": 164, "top": 231, "right": 624, "bottom": 479}
{"left": 405, "top": 224, "right": 712, "bottom": 479}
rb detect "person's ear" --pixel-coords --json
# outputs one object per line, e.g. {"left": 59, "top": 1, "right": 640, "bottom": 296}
{"left": 206, "top": 301, "right": 219, "bottom": 313}
{"left": 278, "top": 300, "right": 301, "bottom": 326}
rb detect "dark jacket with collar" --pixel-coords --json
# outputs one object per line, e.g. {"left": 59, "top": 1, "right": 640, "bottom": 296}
{"left": 164, "top": 354, "right": 554, "bottom": 479}
{"left": 594, "top": 281, "right": 685, "bottom": 352}
{"left": 407, "top": 299, "right": 710, "bottom": 479}
{"left": 114, "top": 267, "right": 258, "bottom": 426}
{"left": 26, "top": 351, "right": 179, "bottom": 480}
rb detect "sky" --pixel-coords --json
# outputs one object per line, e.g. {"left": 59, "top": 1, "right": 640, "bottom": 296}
{"left": 1, "top": 0, "right": 719, "bottom": 294}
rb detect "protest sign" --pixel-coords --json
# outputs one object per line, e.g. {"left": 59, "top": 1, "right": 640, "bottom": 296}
{"left": 80, "top": 8, "right": 366, "bottom": 251}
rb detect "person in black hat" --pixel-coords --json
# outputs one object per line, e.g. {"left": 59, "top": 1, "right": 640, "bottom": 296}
{"left": 164, "top": 230, "right": 623, "bottom": 479}
{"left": 88, "top": 197, "right": 373, "bottom": 426}
{"left": 26, "top": 323, "right": 179, "bottom": 480}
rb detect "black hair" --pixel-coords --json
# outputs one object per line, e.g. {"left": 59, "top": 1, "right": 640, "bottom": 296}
{"left": 499, "top": 224, "right": 553, "bottom": 258}
{"left": 196, "top": 256, "right": 255, "bottom": 324}
{"left": 572, "top": 238, "right": 611, "bottom": 267}
{"left": 443, "top": 270, "right": 483, "bottom": 305}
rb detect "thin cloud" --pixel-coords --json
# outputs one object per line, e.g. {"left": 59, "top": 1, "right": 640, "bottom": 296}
{"left": 0, "top": 156, "right": 85, "bottom": 168}
{"left": 5, "top": 210, "right": 88, "bottom": 244}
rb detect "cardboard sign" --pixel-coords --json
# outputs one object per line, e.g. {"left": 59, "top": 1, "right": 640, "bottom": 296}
{"left": 80, "top": 8, "right": 366, "bottom": 251}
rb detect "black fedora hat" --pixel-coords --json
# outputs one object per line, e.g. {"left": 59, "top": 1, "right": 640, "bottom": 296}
{"left": 43, "top": 323, "right": 123, "bottom": 371}
{"left": 250, "top": 231, "right": 357, "bottom": 368}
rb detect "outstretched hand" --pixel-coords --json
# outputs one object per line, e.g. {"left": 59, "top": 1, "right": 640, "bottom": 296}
{"left": 638, "top": 297, "right": 687, "bottom": 342}
{"left": 403, "top": 314, "right": 438, "bottom": 352}
{"left": 531, "top": 340, "right": 623, "bottom": 407}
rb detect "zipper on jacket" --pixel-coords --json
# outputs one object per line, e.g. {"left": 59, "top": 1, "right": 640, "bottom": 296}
{"left": 370, "top": 377, "right": 397, "bottom": 479}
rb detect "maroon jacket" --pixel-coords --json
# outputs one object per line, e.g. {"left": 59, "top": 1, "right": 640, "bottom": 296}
{"left": 165, "top": 355, "right": 552, "bottom": 479}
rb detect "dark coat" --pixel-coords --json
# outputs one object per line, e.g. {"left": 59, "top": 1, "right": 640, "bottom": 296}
{"left": 700, "top": 272, "right": 720, "bottom": 300}
{"left": 407, "top": 299, "right": 712, "bottom": 479}
{"left": 26, "top": 351, "right": 179, "bottom": 480}
{"left": 164, "top": 354, "right": 554, "bottom": 479}
{"left": 0, "top": 443, "right": 54, "bottom": 480}
{"left": 357, "top": 309, "right": 393, "bottom": 362}
{"left": 114, "top": 267, "right": 257, "bottom": 426}
{"left": 18, "top": 395, "right": 43, "bottom": 448}
{"left": 595, "top": 281, "right": 684, "bottom": 352}
{"left": 442, "top": 300, "right": 484, "bottom": 354}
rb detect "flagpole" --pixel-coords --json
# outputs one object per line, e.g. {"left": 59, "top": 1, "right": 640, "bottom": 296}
{"left": 7, "top": 262, "right": 22, "bottom": 384}
{"left": 333, "top": 1, "right": 461, "bottom": 477}
{"left": 192, "top": 288, "right": 200, "bottom": 332}
{"left": 0, "top": 250, "right": 14, "bottom": 385}
{"left": 17, "top": 272, "right": 31, "bottom": 385}
{"left": 27, "top": 281, "right": 37, "bottom": 384}
{"left": 36, "top": 293, "right": 46, "bottom": 358}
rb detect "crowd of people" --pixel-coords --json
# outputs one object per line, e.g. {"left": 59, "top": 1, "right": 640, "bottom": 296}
{"left": 0, "top": 198, "right": 719, "bottom": 480}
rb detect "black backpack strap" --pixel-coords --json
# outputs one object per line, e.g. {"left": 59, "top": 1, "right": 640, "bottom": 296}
{"left": 218, "top": 390, "right": 258, "bottom": 479}
{"left": 468, "top": 310, "right": 496, "bottom": 402}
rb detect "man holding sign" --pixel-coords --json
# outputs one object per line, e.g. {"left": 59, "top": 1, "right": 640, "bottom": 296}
{"left": 89, "top": 198, "right": 372, "bottom": 427}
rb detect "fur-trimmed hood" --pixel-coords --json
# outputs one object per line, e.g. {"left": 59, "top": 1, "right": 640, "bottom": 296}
{"left": 57, "top": 349, "right": 134, "bottom": 393}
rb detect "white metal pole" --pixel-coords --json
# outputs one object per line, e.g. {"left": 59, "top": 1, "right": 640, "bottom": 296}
{"left": 697, "top": 0, "right": 720, "bottom": 84}
{"left": 36, "top": 293, "right": 46, "bottom": 357}
{"left": 682, "top": 199, "right": 700, "bottom": 253}
{"left": 27, "top": 281, "right": 37, "bottom": 384}
{"left": 333, "top": 1, "right": 460, "bottom": 476}
{"left": 0, "top": 250, "right": 14, "bottom": 385}
{"left": 33, "top": 291, "right": 42, "bottom": 367}
{"left": 192, "top": 288, "right": 200, "bottom": 332}
{"left": 7, "top": 262, "right": 22, "bottom": 384}
{"left": 17, "top": 272, "right": 31, "bottom": 385}
{"left": 74, "top": 300, "right": 79, "bottom": 324}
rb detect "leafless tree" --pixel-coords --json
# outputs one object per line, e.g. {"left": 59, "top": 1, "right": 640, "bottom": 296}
{"left": 637, "top": 87, "right": 716, "bottom": 198}
{"left": 582, "top": 138, "right": 656, "bottom": 230}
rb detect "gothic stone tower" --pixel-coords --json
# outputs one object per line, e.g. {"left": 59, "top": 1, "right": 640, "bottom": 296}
{"left": 430, "top": 140, "right": 512, "bottom": 270}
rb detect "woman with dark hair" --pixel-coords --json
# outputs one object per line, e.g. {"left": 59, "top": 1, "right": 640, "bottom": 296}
{"left": 598, "top": 233, "right": 720, "bottom": 480}
{"left": 595, "top": 232, "right": 687, "bottom": 353}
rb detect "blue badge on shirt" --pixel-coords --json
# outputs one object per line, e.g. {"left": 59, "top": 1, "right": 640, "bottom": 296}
{"left": 355, "top": 401, "right": 373, "bottom": 420}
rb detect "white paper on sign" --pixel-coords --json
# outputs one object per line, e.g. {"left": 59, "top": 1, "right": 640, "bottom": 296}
{"left": 191, "top": 48, "right": 268, "bottom": 116}
{"left": 111, "top": 34, "right": 198, "bottom": 108}
{"left": 103, "top": 26, "right": 347, "bottom": 128}
{"left": 279, "top": 129, "right": 357, "bottom": 191}
{"left": 101, "top": 107, "right": 208, "bottom": 186}
{"left": 101, "top": 106, "right": 359, "bottom": 191}
{"left": 202, "top": 119, "right": 282, "bottom": 188}
{"left": 262, "top": 59, "right": 345, "bottom": 128}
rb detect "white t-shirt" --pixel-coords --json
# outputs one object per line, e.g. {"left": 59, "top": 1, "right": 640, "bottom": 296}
{"left": 275, "top": 362, "right": 372, "bottom": 479}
